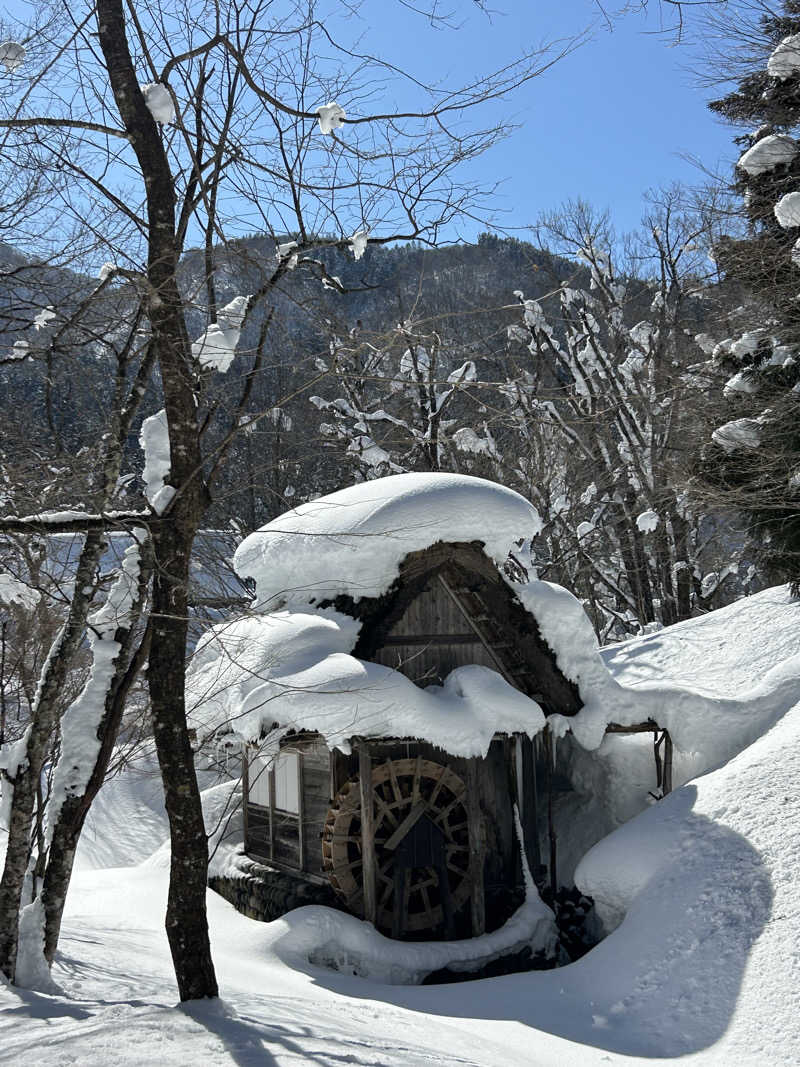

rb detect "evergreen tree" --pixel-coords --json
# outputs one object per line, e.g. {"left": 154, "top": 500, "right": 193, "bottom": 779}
{"left": 704, "top": 2, "right": 800, "bottom": 585}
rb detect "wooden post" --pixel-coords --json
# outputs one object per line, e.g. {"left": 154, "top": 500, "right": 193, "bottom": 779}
{"left": 297, "top": 750, "right": 306, "bottom": 872}
{"left": 663, "top": 730, "right": 673, "bottom": 795}
{"left": 519, "top": 734, "right": 541, "bottom": 882}
{"left": 268, "top": 764, "right": 276, "bottom": 861}
{"left": 242, "top": 746, "right": 250, "bottom": 852}
{"left": 543, "top": 728, "right": 557, "bottom": 897}
{"left": 358, "top": 743, "right": 377, "bottom": 925}
{"left": 466, "top": 758, "right": 485, "bottom": 936}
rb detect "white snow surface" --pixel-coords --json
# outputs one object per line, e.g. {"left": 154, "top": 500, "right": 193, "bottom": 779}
{"left": 188, "top": 610, "right": 546, "bottom": 755}
{"left": 737, "top": 133, "right": 798, "bottom": 175}
{"left": 233, "top": 473, "right": 543, "bottom": 609}
{"left": 141, "top": 82, "right": 175, "bottom": 124}
{"left": 774, "top": 189, "right": 800, "bottom": 228}
{"left": 3, "top": 587, "right": 800, "bottom": 1063}
{"left": 767, "top": 33, "right": 800, "bottom": 79}
{"left": 0, "top": 572, "right": 40, "bottom": 609}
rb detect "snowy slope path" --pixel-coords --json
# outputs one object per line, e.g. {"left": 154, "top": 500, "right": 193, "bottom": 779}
{"left": 1, "top": 586, "right": 799, "bottom": 1065}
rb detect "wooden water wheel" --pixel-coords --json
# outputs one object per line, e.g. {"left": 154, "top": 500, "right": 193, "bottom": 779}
{"left": 322, "top": 756, "right": 472, "bottom": 934}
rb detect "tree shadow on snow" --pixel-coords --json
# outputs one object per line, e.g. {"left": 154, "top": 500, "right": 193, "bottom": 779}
{"left": 300, "top": 786, "right": 773, "bottom": 1059}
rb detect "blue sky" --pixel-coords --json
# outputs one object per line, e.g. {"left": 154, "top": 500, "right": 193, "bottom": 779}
{"left": 353, "top": 0, "right": 738, "bottom": 239}
{"left": 2, "top": 0, "right": 739, "bottom": 243}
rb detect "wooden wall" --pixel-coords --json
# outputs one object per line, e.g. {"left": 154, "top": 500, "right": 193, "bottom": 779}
{"left": 369, "top": 575, "right": 497, "bottom": 684}
{"left": 245, "top": 734, "right": 332, "bottom": 879}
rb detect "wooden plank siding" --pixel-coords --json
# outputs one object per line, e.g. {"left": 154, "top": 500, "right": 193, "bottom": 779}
{"left": 370, "top": 574, "right": 497, "bottom": 685}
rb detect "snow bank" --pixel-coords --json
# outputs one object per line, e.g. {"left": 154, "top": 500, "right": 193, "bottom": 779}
{"left": 188, "top": 610, "right": 546, "bottom": 755}
{"left": 514, "top": 577, "right": 800, "bottom": 765}
{"left": 273, "top": 889, "right": 555, "bottom": 985}
{"left": 569, "top": 701, "right": 800, "bottom": 1058}
{"left": 233, "top": 473, "right": 542, "bottom": 609}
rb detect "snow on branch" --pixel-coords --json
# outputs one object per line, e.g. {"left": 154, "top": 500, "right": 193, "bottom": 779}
{"left": 139, "top": 410, "right": 175, "bottom": 514}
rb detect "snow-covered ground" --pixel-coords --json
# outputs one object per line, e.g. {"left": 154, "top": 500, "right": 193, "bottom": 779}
{"left": 2, "top": 587, "right": 799, "bottom": 1065}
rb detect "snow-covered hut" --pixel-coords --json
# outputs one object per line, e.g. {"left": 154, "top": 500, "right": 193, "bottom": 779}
{"left": 189, "top": 474, "right": 673, "bottom": 940}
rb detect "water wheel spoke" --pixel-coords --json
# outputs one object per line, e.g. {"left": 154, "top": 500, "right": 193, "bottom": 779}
{"left": 374, "top": 795, "right": 398, "bottom": 829}
{"left": 387, "top": 759, "right": 404, "bottom": 806}
{"left": 433, "top": 791, "right": 465, "bottom": 825}
{"left": 324, "top": 756, "right": 469, "bottom": 935}
{"left": 411, "top": 754, "right": 422, "bottom": 805}
{"left": 419, "top": 884, "right": 433, "bottom": 919}
{"left": 379, "top": 881, "right": 394, "bottom": 908}
{"left": 427, "top": 763, "right": 448, "bottom": 809}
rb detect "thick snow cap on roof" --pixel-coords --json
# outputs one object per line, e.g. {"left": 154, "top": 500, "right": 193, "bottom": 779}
{"left": 234, "top": 473, "right": 542, "bottom": 610}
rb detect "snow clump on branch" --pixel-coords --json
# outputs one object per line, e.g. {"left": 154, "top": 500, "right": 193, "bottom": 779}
{"left": 350, "top": 230, "right": 369, "bottom": 260}
{"left": 737, "top": 134, "right": 798, "bottom": 176}
{"left": 139, "top": 409, "right": 174, "bottom": 514}
{"left": 316, "top": 101, "right": 346, "bottom": 134}
{"left": 191, "top": 294, "right": 249, "bottom": 373}
{"left": 141, "top": 83, "right": 175, "bottom": 124}
{"left": 636, "top": 510, "right": 660, "bottom": 534}
{"left": 0, "top": 41, "right": 25, "bottom": 72}
{"left": 774, "top": 191, "right": 800, "bottom": 229}
{"left": 767, "top": 34, "right": 800, "bottom": 80}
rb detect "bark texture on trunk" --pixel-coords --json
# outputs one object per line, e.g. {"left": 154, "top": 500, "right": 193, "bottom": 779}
{"left": 97, "top": 0, "right": 217, "bottom": 1000}
{"left": 0, "top": 530, "right": 105, "bottom": 981}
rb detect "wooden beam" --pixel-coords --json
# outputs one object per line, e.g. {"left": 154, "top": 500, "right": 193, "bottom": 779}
{"left": 242, "top": 746, "right": 250, "bottom": 852}
{"left": 358, "top": 744, "right": 377, "bottom": 926}
{"left": 384, "top": 800, "right": 428, "bottom": 851}
{"left": 519, "top": 734, "right": 541, "bottom": 882}
{"left": 605, "top": 720, "right": 659, "bottom": 734}
{"left": 268, "top": 764, "right": 275, "bottom": 861}
{"left": 466, "top": 758, "right": 485, "bottom": 936}
{"left": 663, "top": 730, "right": 673, "bottom": 795}
{"left": 297, "top": 751, "right": 306, "bottom": 872}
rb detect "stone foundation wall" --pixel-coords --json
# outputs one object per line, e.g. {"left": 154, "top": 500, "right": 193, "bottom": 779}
{"left": 209, "top": 854, "right": 341, "bottom": 923}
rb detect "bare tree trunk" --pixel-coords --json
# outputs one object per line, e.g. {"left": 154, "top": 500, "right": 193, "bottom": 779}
{"left": 0, "top": 530, "right": 104, "bottom": 981}
{"left": 97, "top": 0, "right": 218, "bottom": 1001}
{"left": 40, "top": 590, "right": 152, "bottom": 963}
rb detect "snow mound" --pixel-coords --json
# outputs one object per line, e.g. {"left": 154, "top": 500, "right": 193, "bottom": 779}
{"left": 738, "top": 133, "right": 797, "bottom": 175}
{"left": 570, "top": 700, "right": 800, "bottom": 1060}
{"left": 273, "top": 889, "right": 556, "bottom": 986}
{"left": 233, "top": 473, "right": 542, "bottom": 609}
{"left": 602, "top": 585, "right": 799, "bottom": 696}
{"left": 188, "top": 610, "right": 546, "bottom": 755}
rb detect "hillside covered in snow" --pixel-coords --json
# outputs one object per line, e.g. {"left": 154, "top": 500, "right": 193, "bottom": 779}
{"left": 1, "top": 586, "right": 798, "bottom": 1066}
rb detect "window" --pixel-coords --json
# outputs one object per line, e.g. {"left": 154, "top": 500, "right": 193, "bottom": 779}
{"left": 247, "top": 750, "right": 300, "bottom": 813}
{"left": 274, "top": 751, "right": 300, "bottom": 814}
